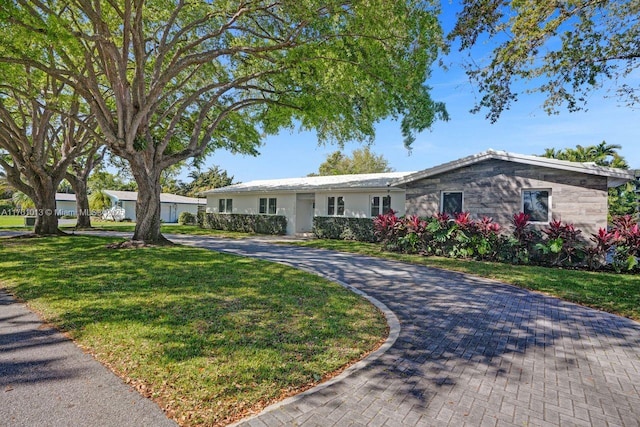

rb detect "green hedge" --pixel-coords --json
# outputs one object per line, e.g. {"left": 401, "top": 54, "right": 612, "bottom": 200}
{"left": 313, "top": 216, "right": 375, "bottom": 242}
{"left": 201, "top": 212, "right": 287, "bottom": 235}
{"left": 178, "top": 211, "right": 196, "bottom": 225}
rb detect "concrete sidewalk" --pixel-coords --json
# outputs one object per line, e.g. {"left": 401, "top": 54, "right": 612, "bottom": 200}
{"left": 0, "top": 290, "right": 177, "bottom": 427}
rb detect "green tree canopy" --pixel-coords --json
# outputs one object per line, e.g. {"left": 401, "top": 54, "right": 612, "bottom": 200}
{"left": 180, "top": 166, "right": 235, "bottom": 197}
{"left": 450, "top": 1, "right": 640, "bottom": 122}
{"left": 0, "top": 1, "right": 447, "bottom": 242}
{"left": 311, "top": 147, "right": 393, "bottom": 176}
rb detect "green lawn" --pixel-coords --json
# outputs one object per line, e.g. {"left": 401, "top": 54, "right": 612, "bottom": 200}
{"left": 0, "top": 215, "right": 30, "bottom": 228}
{"left": 0, "top": 236, "right": 387, "bottom": 426}
{"left": 60, "top": 221, "right": 253, "bottom": 238}
{"left": 289, "top": 239, "right": 640, "bottom": 322}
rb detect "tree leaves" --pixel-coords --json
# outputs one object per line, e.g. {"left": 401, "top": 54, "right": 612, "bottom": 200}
{"left": 451, "top": 0, "right": 640, "bottom": 121}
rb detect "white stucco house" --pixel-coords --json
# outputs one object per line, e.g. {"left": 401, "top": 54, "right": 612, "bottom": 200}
{"left": 202, "top": 172, "right": 412, "bottom": 234}
{"left": 55, "top": 193, "right": 78, "bottom": 216}
{"left": 101, "top": 190, "right": 206, "bottom": 223}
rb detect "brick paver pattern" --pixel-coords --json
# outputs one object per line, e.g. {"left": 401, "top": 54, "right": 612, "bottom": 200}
{"left": 172, "top": 236, "right": 640, "bottom": 427}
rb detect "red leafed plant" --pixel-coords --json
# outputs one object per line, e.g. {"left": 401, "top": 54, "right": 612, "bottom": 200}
{"left": 454, "top": 212, "right": 473, "bottom": 230}
{"left": 512, "top": 212, "right": 531, "bottom": 241}
{"left": 477, "top": 216, "right": 501, "bottom": 238}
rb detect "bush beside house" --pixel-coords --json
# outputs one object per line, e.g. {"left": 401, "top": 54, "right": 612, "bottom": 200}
{"left": 200, "top": 212, "right": 287, "bottom": 235}
{"left": 313, "top": 217, "right": 376, "bottom": 242}
{"left": 178, "top": 211, "right": 197, "bottom": 225}
{"left": 371, "top": 210, "right": 640, "bottom": 272}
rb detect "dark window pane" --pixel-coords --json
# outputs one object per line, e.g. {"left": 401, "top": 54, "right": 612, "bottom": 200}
{"left": 337, "top": 196, "right": 345, "bottom": 216}
{"left": 268, "top": 198, "right": 277, "bottom": 215}
{"left": 523, "top": 190, "right": 549, "bottom": 222}
{"left": 219, "top": 199, "right": 225, "bottom": 213}
{"left": 259, "top": 198, "right": 267, "bottom": 214}
{"left": 382, "top": 196, "right": 391, "bottom": 214}
{"left": 371, "top": 196, "right": 380, "bottom": 217}
{"left": 226, "top": 199, "right": 233, "bottom": 213}
{"left": 328, "top": 197, "right": 335, "bottom": 215}
{"left": 442, "top": 192, "right": 463, "bottom": 216}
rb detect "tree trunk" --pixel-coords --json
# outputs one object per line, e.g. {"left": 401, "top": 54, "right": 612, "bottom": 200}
{"left": 131, "top": 168, "right": 166, "bottom": 244}
{"left": 33, "top": 186, "right": 61, "bottom": 235}
{"left": 69, "top": 176, "right": 92, "bottom": 228}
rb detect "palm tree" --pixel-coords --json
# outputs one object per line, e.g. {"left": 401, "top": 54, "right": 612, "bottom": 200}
{"left": 12, "top": 191, "right": 35, "bottom": 210}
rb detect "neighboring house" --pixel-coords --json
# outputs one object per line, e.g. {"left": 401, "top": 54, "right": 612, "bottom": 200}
{"left": 202, "top": 172, "right": 412, "bottom": 234}
{"left": 395, "top": 149, "right": 636, "bottom": 236}
{"left": 101, "top": 190, "right": 206, "bottom": 223}
{"left": 55, "top": 193, "right": 77, "bottom": 216}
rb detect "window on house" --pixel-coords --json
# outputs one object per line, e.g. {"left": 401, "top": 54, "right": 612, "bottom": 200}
{"left": 441, "top": 191, "right": 463, "bottom": 216}
{"left": 328, "top": 196, "right": 345, "bottom": 216}
{"left": 382, "top": 195, "right": 391, "bottom": 214}
{"left": 337, "top": 196, "right": 345, "bottom": 215}
{"left": 371, "top": 195, "right": 392, "bottom": 217}
{"left": 523, "top": 189, "right": 550, "bottom": 222}
{"left": 371, "top": 196, "right": 380, "bottom": 217}
{"left": 218, "top": 198, "right": 233, "bottom": 213}
{"left": 259, "top": 198, "right": 277, "bottom": 215}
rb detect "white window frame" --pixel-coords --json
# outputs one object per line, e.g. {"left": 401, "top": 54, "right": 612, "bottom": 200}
{"left": 370, "top": 195, "right": 392, "bottom": 217}
{"left": 259, "top": 197, "right": 277, "bottom": 215}
{"left": 522, "top": 188, "right": 551, "bottom": 223}
{"left": 218, "top": 198, "right": 233, "bottom": 213}
{"left": 440, "top": 191, "right": 464, "bottom": 216}
{"left": 327, "top": 195, "right": 345, "bottom": 216}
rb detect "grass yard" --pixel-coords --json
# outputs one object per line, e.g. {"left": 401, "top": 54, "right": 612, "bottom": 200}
{"left": 0, "top": 215, "right": 30, "bottom": 228}
{"left": 289, "top": 239, "right": 640, "bottom": 322}
{"left": 61, "top": 221, "right": 253, "bottom": 238}
{"left": 0, "top": 236, "right": 387, "bottom": 426}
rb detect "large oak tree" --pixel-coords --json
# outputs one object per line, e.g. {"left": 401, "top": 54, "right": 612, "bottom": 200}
{"left": 450, "top": 0, "right": 640, "bottom": 122}
{"left": 0, "top": 63, "right": 97, "bottom": 235}
{"left": 0, "top": 0, "right": 447, "bottom": 243}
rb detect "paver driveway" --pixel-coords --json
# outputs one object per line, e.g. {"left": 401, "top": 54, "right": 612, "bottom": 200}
{"left": 170, "top": 235, "right": 640, "bottom": 427}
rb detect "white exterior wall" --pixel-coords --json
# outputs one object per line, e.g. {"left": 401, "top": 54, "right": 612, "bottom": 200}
{"left": 206, "top": 193, "right": 298, "bottom": 234}
{"left": 160, "top": 202, "right": 202, "bottom": 223}
{"left": 206, "top": 189, "right": 406, "bottom": 235}
{"left": 122, "top": 201, "right": 137, "bottom": 221}
{"left": 55, "top": 200, "right": 77, "bottom": 216}
{"left": 314, "top": 190, "right": 406, "bottom": 218}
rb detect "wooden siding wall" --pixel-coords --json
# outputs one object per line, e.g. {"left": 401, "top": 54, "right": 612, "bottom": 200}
{"left": 404, "top": 159, "right": 609, "bottom": 236}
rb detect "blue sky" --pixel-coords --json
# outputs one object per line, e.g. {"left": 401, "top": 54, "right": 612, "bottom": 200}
{"left": 191, "top": 7, "right": 639, "bottom": 183}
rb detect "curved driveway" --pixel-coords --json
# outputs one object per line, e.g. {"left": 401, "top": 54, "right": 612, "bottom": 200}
{"left": 171, "top": 235, "right": 640, "bottom": 427}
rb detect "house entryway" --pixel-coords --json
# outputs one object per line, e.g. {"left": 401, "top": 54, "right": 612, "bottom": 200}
{"left": 295, "top": 193, "right": 315, "bottom": 233}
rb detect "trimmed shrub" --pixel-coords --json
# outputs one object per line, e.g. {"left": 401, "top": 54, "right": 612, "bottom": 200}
{"left": 178, "top": 211, "right": 196, "bottom": 225}
{"left": 314, "top": 216, "right": 376, "bottom": 242}
{"left": 202, "top": 213, "right": 287, "bottom": 235}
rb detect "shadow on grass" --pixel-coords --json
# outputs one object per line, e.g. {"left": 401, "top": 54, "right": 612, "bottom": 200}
{"left": 0, "top": 235, "right": 387, "bottom": 417}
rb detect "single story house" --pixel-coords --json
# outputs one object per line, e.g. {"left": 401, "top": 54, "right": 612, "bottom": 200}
{"left": 101, "top": 190, "right": 206, "bottom": 223}
{"left": 55, "top": 193, "right": 78, "bottom": 216}
{"left": 395, "top": 149, "right": 637, "bottom": 236}
{"left": 202, "top": 150, "right": 637, "bottom": 236}
{"left": 202, "top": 172, "right": 412, "bottom": 234}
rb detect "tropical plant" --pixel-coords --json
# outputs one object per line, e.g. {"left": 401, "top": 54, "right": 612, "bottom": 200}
{"left": 536, "top": 220, "right": 585, "bottom": 266}
{"left": 611, "top": 215, "right": 640, "bottom": 272}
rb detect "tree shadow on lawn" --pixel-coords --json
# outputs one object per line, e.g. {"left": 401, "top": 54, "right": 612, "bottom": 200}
{"left": 0, "top": 236, "right": 387, "bottom": 415}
